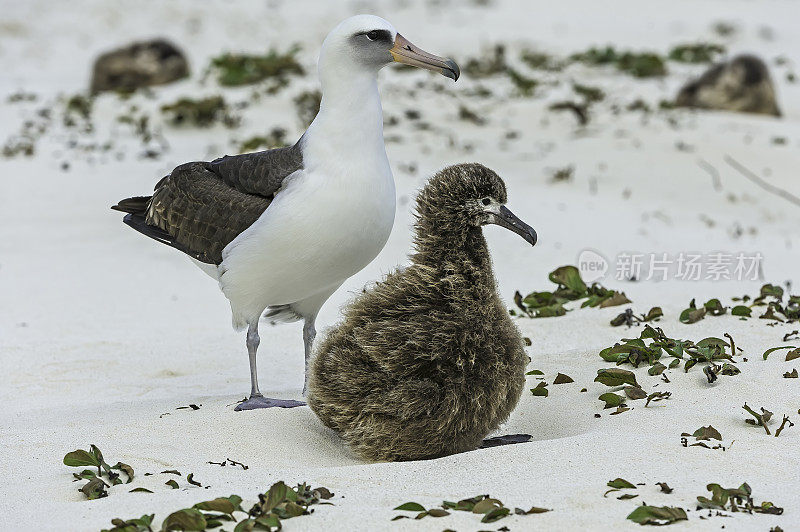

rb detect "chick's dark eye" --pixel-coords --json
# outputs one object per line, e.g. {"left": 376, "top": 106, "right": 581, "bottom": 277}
{"left": 481, "top": 197, "right": 491, "bottom": 206}
{"left": 366, "top": 30, "right": 380, "bottom": 41}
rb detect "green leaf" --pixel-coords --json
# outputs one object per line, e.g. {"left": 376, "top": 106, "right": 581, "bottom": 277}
{"left": 129, "top": 487, "right": 153, "bottom": 493}
{"left": 599, "top": 392, "right": 625, "bottom": 408}
{"left": 679, "top": 306, "right": 706, "bottom": 324}
{"left": 233, "top": 518, "right": 256, "bottom": 532}
{"left": 763, "top": 345, "right": 797, "bottom": 360}
{"left": 786, "top": 348, "right": 800, "bottom": 361}
{"left": 89, "top": 445, "right": 106, "bottom": 467}
{"left": 186, "top": 473, "right": 201, "bottom": 487}
{"left": 679, "top": 299, "right": 702, "bottom": 323}
{"left": 282, "top": 501, "right": 306, "bottom": 518}
{"left": 444, "top": 495, "right": 487, "bottom": 512}
{"left": 595, "top": 368, "right": 638, "bottom": 387}
{"left": 394, "top": 502, "right": 426, "bottom": 512}
{"left": 64, "top": 449, "right": 101, "bottom": 468}
{"left": 719, "top": 363, "right": 740, "bottom": 376}
{"left": 548, "top": 265, "right": 587, "bottom": 297}
{"left": 111, "top": 462, "right": 134, "bottom": 483}
{"left": 704, "top": 298, "right": 726, "bottom": 316}
{"left": 313, "top": 487, "right": 334, "bottom": 500}
{"left": 533, "top": 303, "right": 567, "bottom": 318}
{"left": 481, "top": 506, "right": 511, "bottom": 523}
{"left": 514, "top": 506, "right": 550, "bottom": 514}
{"left": 668, "top": 43, "right": 725, "bottom": 63}
{"left": 626, "top": 505, "right": 687, "bottom": 525}
{"left": 624, "top": 386, "right": 647, "bottom": 400}
{"left": 102, "top": 514, "right": 155, "bottom": 532}
{"left": 263, "top": 481, "right": 289, "bottom": 513}
{"left": 426, "top": 509, "right": 450, "bottom": 517}
{"left": 80, "top": 477, "right": 108, "bottom": 500}
{"left": 598, "top": 292, "right": 632, "bottom": 308}
{"left": 756, "top": 501, "right": 784, "bottom": 514}
{"left": 731, "top": 305, "right": 752, "bottom": 317}
{"left": 161, "top": 508, "right": 207, "bottom": 531}
{"left": 648, "top": 362, "right": 666, "bottom": 376}
{"left": 696, "top": 337, "right": 728, "bottom": 349}
{"left": 73, "top": 469, "right": 97, "bottom": 481}
{"left": 610, "top": 312, "right": 630, "bottom": 327}
{"left": 553, "top": 373, "right": 574, "bottom": 384}
{"left": 165, "top": 479, "right": 179, "bottom": 489}
{"left": 643, "top": 307, "right": 663, "bottom": 321}
{"left": 607, "top": 478, "right": 636, "bottom": 489}
{"left": 526, "top": 369, "right": 544, "bottom": 375}
{"left": 692, "top": 425, "right": 722, "bottom": 441}
{"left": 472, "top": 498, "right": 501, "bottom": 514}
{"left": 254, "top": 514, "right": 281, "bottom": 528}
{"left": 760, "top": 283, "right": 784, "bottom": 299}
{"left": 522, "top": 291, "right": 556, "bottom": 309}
{"left": 530, "top": 382, "right": 549, "bottom": 397}
{"left": 194, "top": 496, "right": 242, "bottom": 516}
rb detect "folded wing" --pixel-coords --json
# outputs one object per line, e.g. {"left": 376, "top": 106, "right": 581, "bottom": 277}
{"left": 112, "top": 142, "right": 304, "bottom": 265}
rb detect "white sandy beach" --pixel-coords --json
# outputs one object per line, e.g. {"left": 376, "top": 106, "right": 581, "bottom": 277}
{"left": 1, "top": 0, "right": 799, "bottom": 530}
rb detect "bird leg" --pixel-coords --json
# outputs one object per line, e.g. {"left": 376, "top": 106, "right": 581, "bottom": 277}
{"left": 302, "top": 318, "right": 317, "bottom": 396}
{"left": 234, "top": 320, "right": 305, "bottom": 410}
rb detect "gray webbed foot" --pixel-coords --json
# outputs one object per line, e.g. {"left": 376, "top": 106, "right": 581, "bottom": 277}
{"left": 234, "top": 394, "right": 306, "bottom": 410}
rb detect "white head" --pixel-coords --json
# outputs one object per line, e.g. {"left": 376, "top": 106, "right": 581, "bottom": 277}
{"left": 318, "top": 14, "right": 459, "bottom": 84}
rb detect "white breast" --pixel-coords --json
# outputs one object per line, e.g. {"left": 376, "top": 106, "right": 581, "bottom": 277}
{"left": 217, "top": 162, "right": 395, "bottom": 330}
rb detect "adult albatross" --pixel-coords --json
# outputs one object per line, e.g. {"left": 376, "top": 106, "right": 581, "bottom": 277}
{"left": 111, "top": 15, "right": 459, "bottom": 410}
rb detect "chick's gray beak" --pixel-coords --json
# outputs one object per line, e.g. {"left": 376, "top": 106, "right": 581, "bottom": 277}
{"left": 488, "top": 205, "right": 537, "bottom": 246}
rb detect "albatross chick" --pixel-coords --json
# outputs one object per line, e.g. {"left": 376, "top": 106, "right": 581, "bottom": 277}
{"left": 111, "top": 15, "right": 459, "bottom": 410}
{"left": 676, "top": 54, "right": 781, "bottom": 116}
{"left": 309, "top": 163, "right": 537, "bottom": 461}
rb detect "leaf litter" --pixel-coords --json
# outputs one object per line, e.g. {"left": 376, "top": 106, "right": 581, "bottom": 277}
{"left": 63, "top": 445, "right": 134, "bottom": 500}
{"left": 512, "top": 265, "right": 631, "bottom": 319}
{"left": 101, "top": 481, "right": 334, "bottom": 532}
{"left": 394, "top": 494, "right": 549, "bottom": 525}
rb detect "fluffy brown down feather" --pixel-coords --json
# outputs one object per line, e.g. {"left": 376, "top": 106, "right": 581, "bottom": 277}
{"left": 676, "top": 54, "right": 781, "bottom": 117}
{"left": 308, "top": 163, "right": 527, "bottom": 461}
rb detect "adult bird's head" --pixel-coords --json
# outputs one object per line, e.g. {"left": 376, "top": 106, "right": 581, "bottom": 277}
{"left": 416, "top": 163, "right": 538, "bottom": 246}
{"left": 319, "top": 15, "right": 459, "bottom": 81}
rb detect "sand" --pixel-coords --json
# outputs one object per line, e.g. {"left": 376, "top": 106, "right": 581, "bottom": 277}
{"left": 1, "top": 0, "right": 798, "bottom": 530}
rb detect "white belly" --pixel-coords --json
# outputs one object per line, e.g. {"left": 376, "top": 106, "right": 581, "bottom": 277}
{"left": 217, "top": 168, "right": 395, "bottom": 330}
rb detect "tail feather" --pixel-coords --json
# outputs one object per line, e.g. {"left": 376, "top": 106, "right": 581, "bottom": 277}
{"left": 111, "top": 196, "right": 151, "bottom": 214}
{"left": 263, "top": 305, "right": 303, "bottom": 324}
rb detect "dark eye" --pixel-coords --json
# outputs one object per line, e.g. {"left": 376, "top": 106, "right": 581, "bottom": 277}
{"left": 366, "top": 30, "right": 380, "bottom": 41}
{"left": 481, "top": 197, "right": 491, "bottom": 206}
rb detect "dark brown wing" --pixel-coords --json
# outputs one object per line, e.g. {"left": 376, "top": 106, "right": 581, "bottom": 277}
{"left": 207, "top": 139, "right": 303, "bottom": 196}
{"left": 112, "top": 141, "right": 304, "bottom": 265}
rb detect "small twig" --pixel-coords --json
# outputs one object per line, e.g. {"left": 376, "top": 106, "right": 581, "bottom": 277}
{"left": 724, "top": 333, "right": 736, "bottom": 357}
{"left": 549, "top": 101, "right": 588, "bottom": 125}
{"left": 226, "top": 458, "right": 249, "bottom": 470}
{"left": 724, "top": 155, "right": 800, "bottom": 209}
{"left": 743, "top": 403, "right": 771, "bottom": 435}
{"left": 775, "top": 415, "right": 793, "bottom": 437}
{"left": 698, "top": 158, "right": 722, "bottom": 192}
